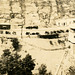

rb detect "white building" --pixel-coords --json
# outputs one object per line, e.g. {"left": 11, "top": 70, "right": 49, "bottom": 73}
{"left": 68, "top": 18, "right": 75, "bottom": 54}
{"left": 0, "top": 23, "right": 22, "bottom": 38}
{"left": 55, "top": 17, "right": 75, "bottom": 27}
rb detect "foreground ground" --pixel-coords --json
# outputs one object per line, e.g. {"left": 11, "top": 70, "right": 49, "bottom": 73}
{"left": 0, "top": 38, "right": 71, "bottom": 75}
{"left": 19, "top": 38, "right": 70, "bottom": 74}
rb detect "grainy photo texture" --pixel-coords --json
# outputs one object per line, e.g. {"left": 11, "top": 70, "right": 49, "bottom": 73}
{"left": 0, "top": 0, "right": 75, "bottom": 75}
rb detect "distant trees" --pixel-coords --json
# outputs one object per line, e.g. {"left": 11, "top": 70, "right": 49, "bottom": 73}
{"left": 0, "top": 49, "right": 35, "bottom": 75}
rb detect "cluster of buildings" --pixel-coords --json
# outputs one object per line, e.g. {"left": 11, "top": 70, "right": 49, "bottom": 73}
{"left": 0, "top": 17, "right": 74, "bottom": 37}
{"left": 0, "top": 0, "right": 75, "bottom": 53}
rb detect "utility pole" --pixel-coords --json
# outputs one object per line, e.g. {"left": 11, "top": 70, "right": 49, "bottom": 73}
{"left": 21, "top": 25, "right": 23, "bottom": 39}
{"left": 19, "top": 0, "right": 26, "bottom": 39}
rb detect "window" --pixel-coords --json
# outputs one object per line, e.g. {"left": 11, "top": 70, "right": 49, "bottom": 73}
{"left": 63, "top": 23, "right": 65, "bottom": 25}
{"left": 66, "top": 30, "right": 69, "bottom": 32}
{"left": 36, "top": 32, "right": 39, "bottom": 35}
{"left": 73, "top": 20, "right": 75, "bottom": 23}
{"left": 10, "top": 13, "right": 15, "bottom": 18}
{"left": 57, "top": 30, "right": 61, "bottom": 33}
{"left": 32, "top": 33, "right": 36, "bottom": 35}
{"left": 26, "top": 32, "right": 30, "bottom": 35}
{"left": 26, "top": 26, "right": 38, "bottom": 29}
{"left": 0, "top": 31, "right": 3, "bottom": 34}
{"left": 33, "top": 26, "right": 38, "bottom": 29}
{"left": 5, "top": 31, "right": 11, "bottom": 34}
{"left": 45, "top": 31, "right": 49, "bottom": 35}
{"left": 58, "top": 23, "right": 60, "bottom": 25}
{"left": 60, "top": 30, "right": 64, "bottom": 33}
{"left": 53, "top": 31, "right": 56, "bottom": 34}
{"left": 51, "top": 31, "right": 53, "bottom": 35}
{"left": 0, "top": 25, "right": 10, "bottom": 30}
{"left": 50, "top": 41, "right": 53, "bottom": 45}
{"left": 12, "top": 32, "right": 16, "bottom": 35}
{"left": 70, "top": 28, "right": 75, "bottom": 33}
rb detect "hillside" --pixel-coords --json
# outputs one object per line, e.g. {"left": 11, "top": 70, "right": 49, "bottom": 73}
{"left": 0, "top": 0, "right": 74, "bottom": 28}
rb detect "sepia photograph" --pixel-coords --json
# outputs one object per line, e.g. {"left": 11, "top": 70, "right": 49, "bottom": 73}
{"left": 0, "top": 0, "right": 75, "bottom": 75}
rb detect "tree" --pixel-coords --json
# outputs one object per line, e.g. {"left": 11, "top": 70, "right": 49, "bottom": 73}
{"left": 38, "top": 64, "right": 47, "bottom": 75}
{"left": 22, "top": 54, "right": 35, "bottom": 75}
{"left": 0, "top": 49, "right": 21, "bottom": 75}
{"left": 68, "top": 66, "right": 75, "bottom": 75}
{"left": 11, "top": 38, "right": 19, "bottom": 51}
{"left": 0, "top": 50, "right": 35, "bottom": 75}
{"left": 0, "top": 49, "right": 11, "bottom": 75}
{"left": 2, "top": 49, "right": 11, "bottom": 57}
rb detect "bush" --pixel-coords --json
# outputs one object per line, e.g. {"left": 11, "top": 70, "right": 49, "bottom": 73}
{"left": 38, "top": 64, "right": 47, "bottom": 75}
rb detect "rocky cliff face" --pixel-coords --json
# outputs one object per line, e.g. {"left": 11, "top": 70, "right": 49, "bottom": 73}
{"left": 0, "top": 0, "right": 74, "bottom": 28}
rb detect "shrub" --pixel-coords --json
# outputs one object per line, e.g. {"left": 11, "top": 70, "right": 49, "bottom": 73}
{"left": 38, "top": 64, "right": 47, "bottom": 75}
